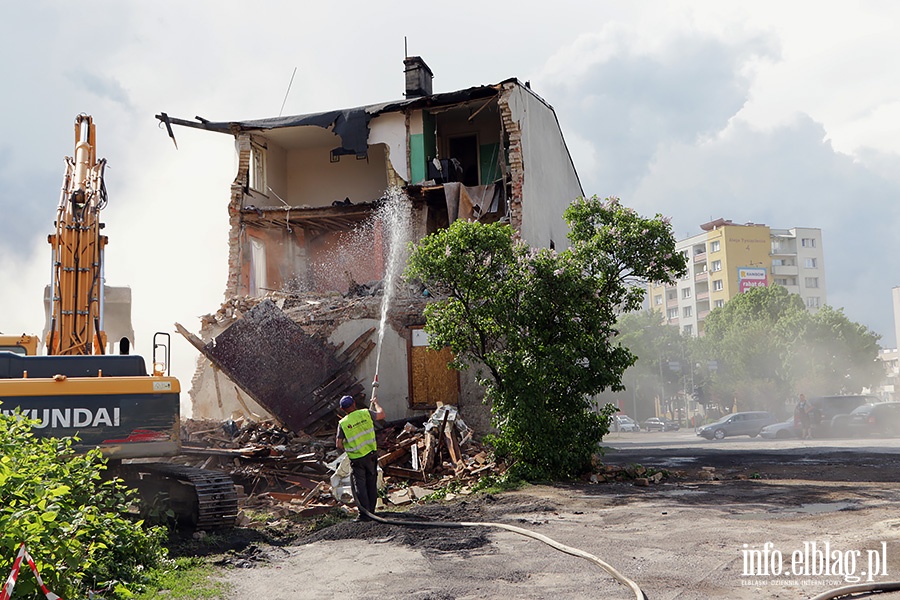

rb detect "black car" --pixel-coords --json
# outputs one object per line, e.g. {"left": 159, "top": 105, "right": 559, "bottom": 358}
{"left": 807, "top": 395, "right": 875, "bottom": 437}
{"left": 643, "top": 417, "right": 680, "bottom": 432}
{"left": 846, "top": 402, "right": 900, "bottom": 436}
{"left": 697, "top": 411, "right": 778, "bottom": 440}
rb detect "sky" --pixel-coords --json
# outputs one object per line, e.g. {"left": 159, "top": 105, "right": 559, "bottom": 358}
{"left": 2, "top": 1, "right": 899, "bottom": 399}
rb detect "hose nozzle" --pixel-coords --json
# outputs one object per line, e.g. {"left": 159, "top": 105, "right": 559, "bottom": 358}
{"left": 372, "top": 374, "right": 380, "bottom": 388}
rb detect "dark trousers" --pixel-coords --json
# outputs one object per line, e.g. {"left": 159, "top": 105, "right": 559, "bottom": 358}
{"left": 349, "top": 451, "right": 378, "bottom": 517}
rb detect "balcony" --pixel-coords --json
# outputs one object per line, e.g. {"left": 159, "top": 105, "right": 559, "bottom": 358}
{"left": 771, "top": 246, "right": 797, "bottom": 256}
{"left": 696, "top": 290, "right": 710, "bottom": 302}
{"left": 694, "top": 271, "right": 708, "bottom": 282}
{"left": 693, "top": 252, "right": 707, "bottom": 263}
{"left": 698, "top": 310, "right": 710, "bottom": 320}
{"left": 772, "top": 265, "right": 799, "bottom": 276}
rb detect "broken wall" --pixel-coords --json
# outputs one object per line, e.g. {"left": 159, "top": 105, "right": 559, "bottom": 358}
{"left": 499, "top": 83, "right": 583, "bottom": 250}
{"left": 188, "top": 291, "right": 494, "bottom": 436}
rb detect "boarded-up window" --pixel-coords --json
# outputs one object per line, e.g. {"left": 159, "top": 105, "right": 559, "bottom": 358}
{"left": 408, "top": 328, "right": 458, "bottom": 408}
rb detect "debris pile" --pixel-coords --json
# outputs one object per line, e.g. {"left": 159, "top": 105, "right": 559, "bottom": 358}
{"left": 199, "top": 289, "right": 430, "bottom": 342}
{"left": 175, "top": 409, "right": 504, "bottom": 521}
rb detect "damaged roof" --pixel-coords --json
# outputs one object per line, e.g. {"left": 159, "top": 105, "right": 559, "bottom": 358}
{"left": 156, "top": 78, "right": 538, "bottom": 156}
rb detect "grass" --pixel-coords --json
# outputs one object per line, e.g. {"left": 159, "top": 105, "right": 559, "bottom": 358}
{"left": 137, "top": 557, "right": 230, "bottom": 600}
{"left": 470, "top": 472, "right": 525, "bottom": 495}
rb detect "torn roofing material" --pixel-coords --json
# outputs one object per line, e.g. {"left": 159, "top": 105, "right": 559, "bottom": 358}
{"left": 188, "top": 299, "right": 375, "bottom": 433}
{"left": 155, "top": 79, "right": 520, "bottom": 156}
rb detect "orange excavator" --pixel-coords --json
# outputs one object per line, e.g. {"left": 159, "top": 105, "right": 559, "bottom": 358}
{"left": 0, "top": 115, "right": 237, "bottom": 529}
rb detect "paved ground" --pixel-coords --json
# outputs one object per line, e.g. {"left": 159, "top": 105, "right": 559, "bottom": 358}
{"left": 203, "top": 431, "right": 900, "bottom": 599}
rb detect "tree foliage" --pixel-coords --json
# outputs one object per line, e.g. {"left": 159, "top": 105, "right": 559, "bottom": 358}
{"left": 610, "top": 310, "right": 688, "bottom": 421}
{"left": 699, "top": 285, "right": 882, "bottom": 410}
{"left": 405, "top": 196, "right": 685, "bottom": 479}
{"left": 0, "top": 411, "right": 167, "bottom": 598}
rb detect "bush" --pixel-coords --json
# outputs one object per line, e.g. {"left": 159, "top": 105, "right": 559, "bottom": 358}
{"left": 0, "top": 410, "right": 167, "bottom": 598}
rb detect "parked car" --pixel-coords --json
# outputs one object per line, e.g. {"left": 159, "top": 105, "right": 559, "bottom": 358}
{"left": 697, "top": 411, "right": 778, "bottom": 440}
{"left": 845, "top": 402, "right": 900, "bottom": 436}
{"left": 613, "top": 415, "right": 640, "bottom": 432}
{"left": 807, "top": 395, "right": 875, "bottom": 437}
{"left": 643, "top": 417, "right": 680, "bottom": 432}
{"left": 759, "top": 418, "right": 799, "bottom": 440}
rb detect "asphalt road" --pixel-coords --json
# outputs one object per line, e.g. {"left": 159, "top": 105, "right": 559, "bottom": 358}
{"left": 603, "top": 427, "right": 900, "bottom": 452}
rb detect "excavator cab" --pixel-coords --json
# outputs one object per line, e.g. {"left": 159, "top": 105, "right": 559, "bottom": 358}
{"left": 0, "top": 334, "right": 38, "bottom": 356}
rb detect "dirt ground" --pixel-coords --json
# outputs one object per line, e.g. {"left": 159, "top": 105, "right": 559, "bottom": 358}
{"left": 184, "top": 446, "right": 900, "bottom": 600}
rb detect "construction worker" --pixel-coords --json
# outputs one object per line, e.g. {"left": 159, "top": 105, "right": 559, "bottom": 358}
{"left": 336, "top": 394, "right": 385, "bottom": 520}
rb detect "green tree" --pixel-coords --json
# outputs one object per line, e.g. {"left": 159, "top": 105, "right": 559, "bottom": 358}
{"left": 699, "top": 285, "right": 882, "bottom": 411}
{"left": 608, "top": 310, "right": 684, "bottom": 421}
{"left": 405, "top": 196, "right": 685, "bottom": 479}
{"left": 779, "top": 305, "right": 882, "bottom": 396}
{"left": 0, "top": 411, "right": 167, "bottom": 599}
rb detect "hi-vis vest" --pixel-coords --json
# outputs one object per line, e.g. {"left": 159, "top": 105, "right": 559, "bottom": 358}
{"left": 339, "top": 409, "right": 377, "bottom": 459}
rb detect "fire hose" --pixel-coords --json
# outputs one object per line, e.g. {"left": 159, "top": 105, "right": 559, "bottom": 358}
{"left": 808, "top": 581, "right": 900, "bottom": 600}
{"left": 359, "top": 502, "right": 900, "bottom": 600}
{"left": 355, "top": 502, "right": 648, "bottom": 600}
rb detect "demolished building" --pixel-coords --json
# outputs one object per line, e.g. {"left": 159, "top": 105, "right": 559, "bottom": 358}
{"left": 158, "top": 57, "right": 584, "bottom": 436}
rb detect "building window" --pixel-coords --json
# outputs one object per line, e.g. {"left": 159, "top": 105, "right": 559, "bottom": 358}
{"left": 714, "top": 299, "right": 725, "bottom": 308}
{"left": 683, "top": 324, "right": 693, "bottom": 335}
{"left": 710, "top": 240, "right": 720, "bottom": 252}
{"left": 805, "top": 277, "right": 819, "bottom": 288}
{"left": 805, "top": 258, "right": 818, "bottom": 268}
{"left": 667, "top": 308, "right": 678, "bottom": 320}
{"left": 682, "top": 288, "right": 692, "bottom": 299}
{"left": 249, "top": 237, "right": 267, "bottom": 296}
{"left": 801, "top": 238, "right": 816, "bottom": 248}
{"left": 775, "top": 278, "right": 788, "bottom": 286}
{"left": 806, "top": 296, "right": 821, "bottom": 308}
{"left": 654, "top": 294, "right": 663, "bottom": 306}
{"left": 683, "top": 306, "right": 693, "bottom": 318}
{"left": 249, "top": 144, "right": 267, "bottom": 194}
{"left": 712, "top": 279, "right": 723, "bottom": 292}
{"left": 667, "top": 290, "right": 677, "bottom": 301}
{"left": 711, "top": 260, "right": 722, "bottom": 272}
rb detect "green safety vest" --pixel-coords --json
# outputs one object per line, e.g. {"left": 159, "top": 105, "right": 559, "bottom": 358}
{"left": 339, "top": 409, "right": 377, "bottom": 459}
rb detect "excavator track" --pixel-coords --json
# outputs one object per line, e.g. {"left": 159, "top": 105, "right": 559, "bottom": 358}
{"left": 119, "top": 462, "right": 239, "bottom": 530}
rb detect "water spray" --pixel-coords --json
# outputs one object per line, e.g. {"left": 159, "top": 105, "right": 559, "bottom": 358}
{"left": 372, "top": 187, "right": 413, "bottom": 382}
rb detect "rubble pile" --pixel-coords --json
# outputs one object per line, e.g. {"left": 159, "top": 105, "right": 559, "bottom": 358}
{"left": 199, "top": 289, "right": 430, "bottom": 341}
{"left": 175, "top": 409, "right": 504, "bottom": 521}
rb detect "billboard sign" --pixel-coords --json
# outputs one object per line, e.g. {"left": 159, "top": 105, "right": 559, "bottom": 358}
{"left": 738, "top": 267, "right": 767, "bottom": 293}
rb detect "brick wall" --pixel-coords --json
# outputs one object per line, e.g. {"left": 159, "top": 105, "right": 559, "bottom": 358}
{"left": 226, "top": 134, "right": 252, "bottom": 297}
{"left": 498, "top": 83, "right": 524, "bottom": 233}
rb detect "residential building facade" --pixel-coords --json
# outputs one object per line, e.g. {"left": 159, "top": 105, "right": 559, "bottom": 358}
{"left": 160, "top": 58, "right": 584, "bottom": 431}
{"left": 649, "top": 218, "right": 826, "bottom": 336}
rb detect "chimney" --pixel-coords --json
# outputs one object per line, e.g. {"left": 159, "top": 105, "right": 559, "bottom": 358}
{"left": 403, "top": 56, "right": 433, "bottom": 98}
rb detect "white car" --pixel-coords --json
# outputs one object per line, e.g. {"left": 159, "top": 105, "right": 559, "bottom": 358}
{"left": 759, "top": 418, "right": 798, "bottom": 440}
{"left": 614, "top": 415, "right": 640, "bottom": 432}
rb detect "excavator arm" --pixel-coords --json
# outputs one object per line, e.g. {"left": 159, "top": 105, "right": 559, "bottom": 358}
{"left": 46, "top": 114, "right": 109, "bottom": 355}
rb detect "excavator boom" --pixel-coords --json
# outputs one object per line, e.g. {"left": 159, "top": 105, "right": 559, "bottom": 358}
{"left": 46, "top": 114, "right": 108, "bottom": 355}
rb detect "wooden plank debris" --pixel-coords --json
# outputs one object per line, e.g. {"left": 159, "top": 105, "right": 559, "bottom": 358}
{"left": 173, "top": 414, "right": 503, "bottom": 517}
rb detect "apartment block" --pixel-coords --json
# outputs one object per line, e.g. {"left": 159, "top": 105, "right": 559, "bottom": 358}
{"left": 649, "top": 218, "right": 826, "bottom": 336}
